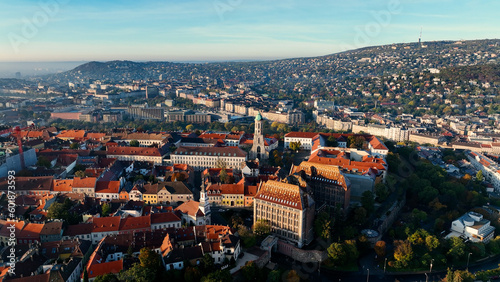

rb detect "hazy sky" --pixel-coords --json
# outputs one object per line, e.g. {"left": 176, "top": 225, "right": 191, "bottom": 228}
{"left": 1, "top": 0, "right": 499, "bottom": 62}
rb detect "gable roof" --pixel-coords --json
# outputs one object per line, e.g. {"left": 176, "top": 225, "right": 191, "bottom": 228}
{"left": 92, "top": 216, "right": 120, "bottom": 233}
{"left": 119, "top": 216, "right": 151, "bottom": 231}
{"left": 95, "top": 181, "right": 121, "bottom": 194}
{"left": 73, "top": 177, "right": 97, "bottom": 188}
{"left": 107, "top": 146, "right": 163, "bottom": 157}
{"left": 53, "top": 179, "right": 73, "bottom": 192}
{"left": 175, "top": 200, "right": 203, "bottom": 217}
{"left": 150, "top": 212, "right": 181, "bottom": 224}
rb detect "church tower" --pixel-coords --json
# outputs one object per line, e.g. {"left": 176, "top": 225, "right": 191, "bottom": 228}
{"left": 199, "top": 181, "right": 211, "bottom": 224}
{"left": 250, "top": 112, "right": 268, "bottom": 161}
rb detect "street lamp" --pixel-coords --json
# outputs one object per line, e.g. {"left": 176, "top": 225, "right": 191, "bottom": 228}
{"left": 467, "top": 252, "right": 472, "bottom": 271}
{"left": 384, "top": 258, "right": 388, "bottom": 273}
{"left": 366, "top": 268, "right": 370, "bottom": 282}
{"left": 425, "top": 273, "right": 428, "bottom": 282}
{"left": 429, "top": 259, "right": 434, "bottom": 273}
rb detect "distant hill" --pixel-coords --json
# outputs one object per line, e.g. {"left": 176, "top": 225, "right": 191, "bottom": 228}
{"left": 42, "top": 39, "right": 500, "bottom": 84}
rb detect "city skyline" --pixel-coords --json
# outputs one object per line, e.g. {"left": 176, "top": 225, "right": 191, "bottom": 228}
{"left": 1, "top": 0, "right": 499, "bottom": 62}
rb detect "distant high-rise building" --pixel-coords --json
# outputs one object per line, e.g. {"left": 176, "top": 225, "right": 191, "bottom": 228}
{"left": 15, "top": 72, "right": 21, "bottom": 79}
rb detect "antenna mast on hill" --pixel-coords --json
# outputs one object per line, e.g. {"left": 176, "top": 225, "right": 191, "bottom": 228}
{"left": 418, "top": 27, "right": 423, "bottom": 46}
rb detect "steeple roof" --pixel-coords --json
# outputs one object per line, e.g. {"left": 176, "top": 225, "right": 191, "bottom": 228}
{"left": 255, "top": 112, "right": 262, "bottom": 121}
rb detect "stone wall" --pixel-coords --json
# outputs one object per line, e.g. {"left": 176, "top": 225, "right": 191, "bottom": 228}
{"left": 276, "top": 240, "right": 327, "bottom": 263}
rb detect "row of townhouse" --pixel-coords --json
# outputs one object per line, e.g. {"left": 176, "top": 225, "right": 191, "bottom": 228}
{"left": 171, "top": 146, "right": 247, "bottom": 171}
{"left": 284, "top": 132, "right": 389, "bottom": 157}
{"left": 63, "top": 212, "right": 183, "bottom": 244}
{"left": 466, "top": 151, "right": 500, "bottom": 192}
{"left": 0, "top": 220, "right": 63, "bottom": 246}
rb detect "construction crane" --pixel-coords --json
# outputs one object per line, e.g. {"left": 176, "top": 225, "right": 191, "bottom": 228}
{"left": 14, "top": 126, "right": 25, "bottom": 170}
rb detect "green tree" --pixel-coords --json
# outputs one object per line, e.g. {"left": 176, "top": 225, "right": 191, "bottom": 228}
{"left": 447, "top": 237, "right": 466, "bottom": 261}
{"left": 375, "top": 183, "right": 389, "bottom": 202}
{"left": 186, "top": 124, "right": 194, "bottom": 131}
{"left": 94, "top": 273, "right": 118, "bottom": 282}
{"left": 289, "top": 141, "right": 302, "bottom": 151}
{"left": 184, "top": 266, "right": 202, "bottom": 282}
{"left": 327, "top": 243, "right": 346, "bottom": 265}
{"left": 326, "top": 135, "right": 338, "bottom": 147}
{"left": 37, "top": 156, "right": 52, "bottom": 168}
{"left": 353, "top": 207, "right": 367, "bottom": 224}
{"left": 75, "top": 170, "right": 86, "bottom": 178}
{"left": 83, "top": 268, "right": 89, "bottom": 282}
{"left": 129, "top": 140, "right": 140, "bottom": 147}
{"left": 139, "top": 248, "right": 160, "bottom": 270}
{"left": 70, "top": 142, "right": 79, "bottom": 149}
{"left": 201, "top": 254, "right": 214, "bottom": 274}
{"left": 476, "top": 170, "right": 484, "bottom": 182}
{"left": 361, "top": 191, "right": 375, "bottom": 213}
{"left": 101, "top": 203, "right": 111, "bottom": 217}
{"left": 267, "top": 270, "right": 281, "bottom": 282}
{"left": 253, "top": 219, "right": 271, "bottom": 238}
{"left": 201, "top": 269, "right": 231, "bottom": 282}
{"left": 314, "top": 211, "right": 332, "bottom": 240}
{"left": 219, "top": 168, "right": 228, "bottom": 184}
{"left": 425, "top": 235, "right": 439, "bottom": 252}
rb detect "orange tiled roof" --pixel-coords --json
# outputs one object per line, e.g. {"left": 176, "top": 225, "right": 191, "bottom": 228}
{"left": 255, "top": 180, "right": 303, "bottom": 210}
{"left": 175, "top": 200, "right": 203, "bottom": 217}
{"left": 57, "top": 130, "right": 86, "bottom": 139}
{"left": 88, "top": 259, "right": 123, "bottom": 278}
{"left": 73, "top": 177, "right": 97, "bottom": 188}
{"left": 85, "top": 132, "right": 106, "bottom": 140}
{"left": 52, "top": 179, "right": 73, "bottom": 192}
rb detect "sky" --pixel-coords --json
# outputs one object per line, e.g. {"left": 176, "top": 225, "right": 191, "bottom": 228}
{"left": 0, "top": 0, "right": 499, "bottom": 62}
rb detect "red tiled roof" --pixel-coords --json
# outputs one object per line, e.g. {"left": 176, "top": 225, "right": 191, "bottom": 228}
{"left": 0, "top": 176, "right": 53, "bottom": 192}
{"left": 107, "top": 146, "right": 162, "bottom": 156}
{"left": 92, "top": 216, "right": 120, "bottom": 233}
{"left": 95, "top": 181, "right": 121, "bottom": 194}
{"left": 63, "top": 223, "right": 92, "bottom": 237}
{"left": 207, "top": 183, "right": 244, "bottom": 195}
{"left": 9, "top": 273, "right": 50, "bottom": 282}
{"left": 0, "top": 221, "right": 24, "bottom": 237}
{"left": 174, "top": 146, "right": 246, "bottom": 158}
{"left": 119, "top": 216, "right": 151, "bottom": 231}
{"left": 151, "top": 212, "right": 181, "bottom": 224}
{"left": 19, "top": 223, "right": 44, "bottom": 239}
{"left": 285, "top": 132, "right": 319, "bottom": 138}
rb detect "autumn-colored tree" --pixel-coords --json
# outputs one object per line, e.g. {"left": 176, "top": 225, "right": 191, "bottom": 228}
{"left": 253, "top": 219, "right": 271, "bottom": 238}
{"left": 374, "top": 241, "right": 386, "bottom": 258}
{"left": 74, "top": 170, "right": 86, "bottom": 178}
{"left": 394, "top": 240, "right": 413, "bottom": 267}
